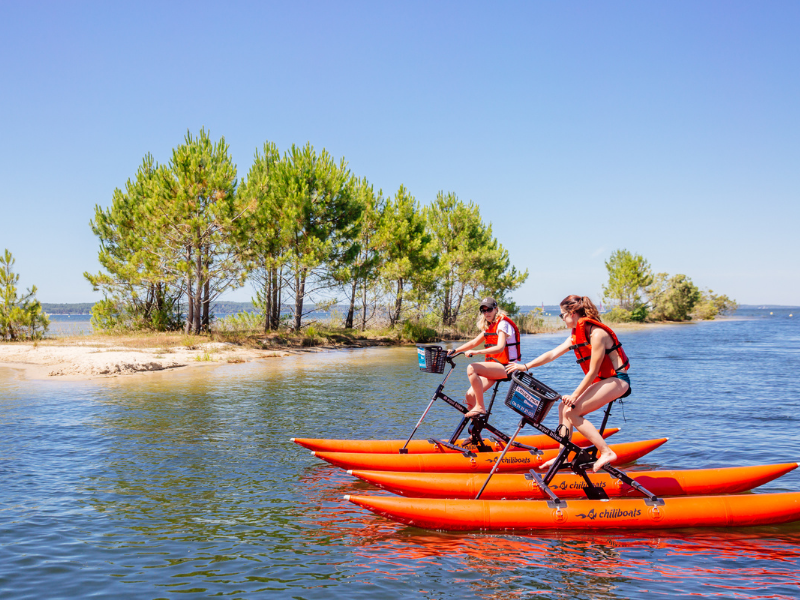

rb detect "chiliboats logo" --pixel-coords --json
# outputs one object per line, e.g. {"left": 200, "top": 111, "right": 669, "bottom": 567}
{"left": 556, "top": 480, "right": 607, "bottom": 491}
{"left": 576, "top": 507, "right": 642, "bottom": 520}
{"left": 486, "top": 455, "right": 532, "bottom": 465}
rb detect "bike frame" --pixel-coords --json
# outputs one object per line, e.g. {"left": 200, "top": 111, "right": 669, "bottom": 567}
{"left": 399, "top": 353, "right": 541, "bottom": 456}
{"left": 475, "top": 372, "right": 663, "bottom": 507}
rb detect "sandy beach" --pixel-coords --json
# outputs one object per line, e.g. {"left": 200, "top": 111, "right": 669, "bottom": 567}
{"left": 0, "top": 340, "right": 290, "bottom": 381}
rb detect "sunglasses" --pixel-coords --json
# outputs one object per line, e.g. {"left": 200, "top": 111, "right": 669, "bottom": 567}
{"left": 480, "top": 306, "right": 496, "bottom": 314}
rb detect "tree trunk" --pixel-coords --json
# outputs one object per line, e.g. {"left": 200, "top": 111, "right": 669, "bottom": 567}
{"left": 264, "top": 270, "right": 272, "bottom": 334}
{"left": 391, "top": 278, "right": 404, "bottom": 327}
{"left": 452, "top": 284, "right": 466, "bottom": 326}
{"left": 345, "top": 279, "right": 357, "bottom": 329}
{"left": 271, "top": 266, "right": 281, "bottom": 330}
{"left": 442, "top": 283, "right": 451, "bottom": 327}
{"left": 194, "top": 240, "right": 203, "bottom": 334}
{"left": 294, "top": 268, "right": 306, "bottom": 331}
{"left": 185, "top": 246, "right": 194, "bottom": 335}
{"left": 202, "top": 280, "right": 210, "bottom": 330}
{"left": 360, "top": 280, "right": 368, "bottom": 331}
{"left": 201, "top": 244, "right": 210, "bottom": 331}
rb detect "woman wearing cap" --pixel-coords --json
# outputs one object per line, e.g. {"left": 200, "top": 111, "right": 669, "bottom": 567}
{"left": 505, "top": 295, "right": 630, "bottom": 472}
{"left": 449, "top": 297, "right": 522, "bottom": 418}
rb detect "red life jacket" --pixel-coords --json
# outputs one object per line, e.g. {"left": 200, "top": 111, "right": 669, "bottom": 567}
{"left": 570, "top": 317, "right": 629, "bottom": 382}
{"left": 483, "top": 315, "right": 521, "bottom": 365}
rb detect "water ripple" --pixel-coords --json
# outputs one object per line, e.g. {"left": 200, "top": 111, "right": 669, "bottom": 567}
{"left": 1, "top": 312, "right": 799, "bottom": 598}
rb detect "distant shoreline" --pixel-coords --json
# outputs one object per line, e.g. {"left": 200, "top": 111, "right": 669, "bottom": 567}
{"left": 0, "top": 316, "right": 740, "bottom": 382}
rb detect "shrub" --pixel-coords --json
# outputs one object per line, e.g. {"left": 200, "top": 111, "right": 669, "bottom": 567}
{"left": 603, "top": 307, "right": 633, "bottom": 323}
{"left": 91, "top": 298, "right": 124, "bottom": 331}
{"left": 402, "top": 320, "right": 437, "bottom": 343}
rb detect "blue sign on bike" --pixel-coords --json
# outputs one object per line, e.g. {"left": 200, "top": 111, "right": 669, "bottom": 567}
{"left": 417, "top": 347, "right": 427, "bottom": 369}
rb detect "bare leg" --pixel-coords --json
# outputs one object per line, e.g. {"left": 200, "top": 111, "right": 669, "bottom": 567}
{"left": 538, "top": 402, "right": 572, "bottom": 469}
{"left": 539, "top": 378, "right": 629, "bottom": 471}
{"left": 566, "top": 379, "right": 629, "bottom": 472}
{"left": 464, "top": 361, "right": 507, "bottom": 417}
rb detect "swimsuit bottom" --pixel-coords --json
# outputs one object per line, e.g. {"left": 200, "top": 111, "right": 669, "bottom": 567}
{"left": 614, "top": 371, "right": 631, "bottom": 399}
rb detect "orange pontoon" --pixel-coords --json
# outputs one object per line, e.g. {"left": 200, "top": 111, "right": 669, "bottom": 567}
{"left": 348, "top": 463, "right": 799, "bottom": 499}
{"left": 312, "top": 438, "right": 667, "bottom": 473}
{"left": 292, "top": 428, "right": 619, "bottom": 454}
{"left": 345, "top": 491, "right": 800, "bottom": 530}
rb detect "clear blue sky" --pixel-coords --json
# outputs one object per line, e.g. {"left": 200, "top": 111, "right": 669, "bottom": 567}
{"left": 2, "top": 1, "right": 798, "bottom": 305}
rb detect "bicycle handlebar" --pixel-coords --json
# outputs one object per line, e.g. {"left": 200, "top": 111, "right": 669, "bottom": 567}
{"left": 445, "top": 351, "right": 464, "bottom": 365}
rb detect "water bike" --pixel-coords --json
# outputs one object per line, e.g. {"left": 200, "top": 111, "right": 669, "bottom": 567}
{"left": 345, "top": 492, "right": 800, "bottom": 530}
{"left": 308, "top": 351, "right": 666, "bottom": 472}
{"left": 347, "top": 463, "right": 799, "bottom": 499}
{"left": 310, "top": 438, "right": 667, "bottom": 473}
{"left": 293, "top": 345, "right": 619, "bottom": 456}
{"left": 343, "top": 372, "right": 800, "bottom": 530}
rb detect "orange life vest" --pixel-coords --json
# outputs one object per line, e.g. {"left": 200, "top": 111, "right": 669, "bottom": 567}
{"left": 483, "top": 315, "right": 521, "bottom": 365}
{"left": 570, "top": 317, "right": 629, "bottom": 382}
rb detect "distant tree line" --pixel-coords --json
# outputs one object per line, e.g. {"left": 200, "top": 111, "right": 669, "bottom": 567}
{"left": 41, "top": 303, "right": 96, "bottom": 315}
{"left": 85, "top": 129, "right": 528, "bottom": 334}
{"left": 602, "top": 249, "right": 737, "bottom": 322}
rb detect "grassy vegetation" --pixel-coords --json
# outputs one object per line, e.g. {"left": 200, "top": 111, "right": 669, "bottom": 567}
{"left": 26, "top": 308, "right": 566, "bottom": 351}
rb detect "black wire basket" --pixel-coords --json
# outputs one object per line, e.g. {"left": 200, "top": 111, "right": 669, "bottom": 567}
{"left": 504, "top": 372, "right": 561, "bottom": 424}
{"left": 417, "top": 345, "right": 448, "bottom": 374}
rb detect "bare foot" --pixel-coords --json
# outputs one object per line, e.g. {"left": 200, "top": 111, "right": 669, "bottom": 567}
{"left": 464, "top": 407, "right": 487, "bottom": 418}
{"left": 538, "top": 457, "right": 556, "bottom": 470}
{"left": 592, "top": 449, "right": 617, "bottom": 472}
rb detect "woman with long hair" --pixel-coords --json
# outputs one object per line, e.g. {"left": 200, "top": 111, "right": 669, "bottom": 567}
{"left": 449, "top": 297, "right": 521, "bottom": 418}
{"left": 505, "top": 295, "right": 630, "bottom": 472}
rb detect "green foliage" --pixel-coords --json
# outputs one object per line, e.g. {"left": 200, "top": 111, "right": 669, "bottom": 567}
{"left": 603, "top": 249, "right": 653, "bottom": 312}
{"left": 426, "top": 192, "right": 528, "bottom": 327}
{"left": 90, "top": 298, "right": 124, "bottom": 331}
{"left": 87, "top": 134, "right": 530, "bottom": 337}
{"left": 156, "top": 129, "right": 245, "bottom": 334}
{"left": 194, "top": 351, "right": 214, "bottom": 362}
{"left": 213, "top": 311, "right": 264, "bottom": 333}
{"left": 402, "top": 320, "right": 438, "bottom": 343}
{"left": 648, "top": 274, "right": 701, "bottom": 321}
{"left": 603, "top": 306, "right": 633, "bottom": 323}
{"left": 238, "top": 141, "right": 285, "bottom": 332}
{"left": 338, "top": 178, "right": 386, "bottom": 330}
{"left": 267, "top": 143, "right": 363, "bottom": 331}
{"left": 693, "top": 290, "right": 738, "bottom": 320}
{"left": 0, "top": 250, "right": 49, "bottom": 341}
{"left": 84, "top": 154, "right": 184, "bottom": 331}
{"left": 379, "top": 185, "right": 437, "bottom": 327}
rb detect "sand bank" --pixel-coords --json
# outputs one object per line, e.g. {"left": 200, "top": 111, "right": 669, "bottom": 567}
{"left": 0, "top": 340, "right": 290, "bottom": 381}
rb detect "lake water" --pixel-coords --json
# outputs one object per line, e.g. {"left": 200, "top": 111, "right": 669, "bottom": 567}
{"left": 1, "top": 309, "right": 799, "bottom": 599}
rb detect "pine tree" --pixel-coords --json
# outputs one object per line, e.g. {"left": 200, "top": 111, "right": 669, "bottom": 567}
{"left": 150, "top": 129, "right": 247, "bottom": 334}
{"left": 426, "top": 192, "right": 527, "bottom": 327}
{"left": 0, "top": 250, "right": 49, "bottom": 340}
{"left": 271, "top": 143, "right": 362, "bottom": 330}
{"left": 238, "top": 141, "right": 286, "bottom": 332}
{"left": 378, "top": 185, "right": 437, "bottom": 327}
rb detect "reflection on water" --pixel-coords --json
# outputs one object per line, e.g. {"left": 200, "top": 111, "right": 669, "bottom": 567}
{"left": 1, "top": 312, "right": 800, "bottom": 599}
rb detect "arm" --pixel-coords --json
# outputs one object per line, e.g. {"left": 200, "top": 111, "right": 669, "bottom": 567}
{"left": 466, "top": 331, "right": 506, "bottom": 358}
{"left": 561, "top": 328, "right": 607, "bottom": 406}
{"left": 451, "top": 332, "right": 486, "bottom": 355}
{"left": 505, "top": 336, "right": 573, "bottom": 373}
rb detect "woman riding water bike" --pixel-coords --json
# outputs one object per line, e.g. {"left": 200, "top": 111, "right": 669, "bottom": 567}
{"left": 448, "top": 297, "right": 521, "bottom": 419}
{"left": 505, "top": 295, "right": 630, "bottom": 472}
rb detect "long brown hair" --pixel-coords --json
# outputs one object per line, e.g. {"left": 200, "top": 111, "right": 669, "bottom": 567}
{"left": 560, "top": 295, "right": 601, "bottom": 322}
